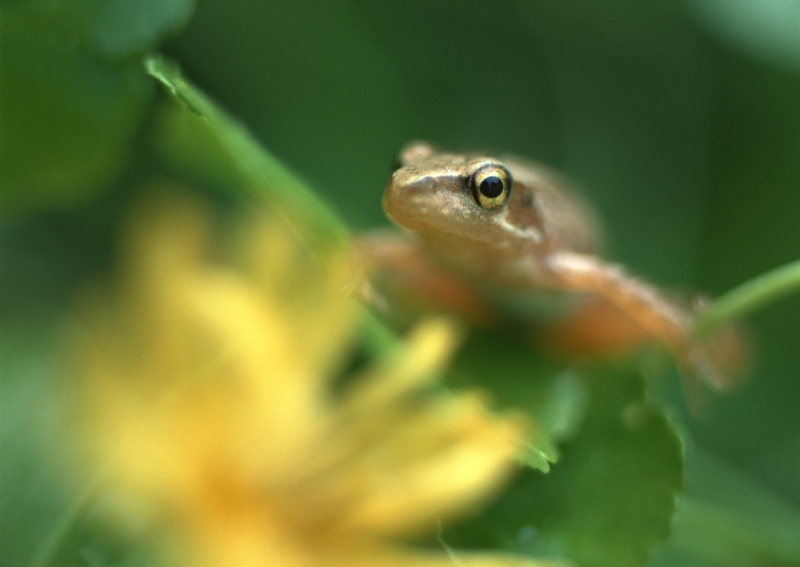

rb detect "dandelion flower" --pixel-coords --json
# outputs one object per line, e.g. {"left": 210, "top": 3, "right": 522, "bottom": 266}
{"left": 65, "top": 188, "right": 562, "bottom": 567}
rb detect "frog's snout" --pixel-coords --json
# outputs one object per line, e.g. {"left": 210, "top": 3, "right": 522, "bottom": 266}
{"left": 383, "top": 173, "right": 435, "bottom": 226}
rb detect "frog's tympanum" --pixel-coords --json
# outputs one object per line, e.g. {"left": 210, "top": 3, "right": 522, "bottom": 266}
{"left": 359, "top": 141, "right": 735, "bottom": 396}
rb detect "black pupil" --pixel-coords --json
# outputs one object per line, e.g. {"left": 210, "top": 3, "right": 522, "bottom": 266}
{"left": 479, "top": 176, "right": 504, "bottom": 198}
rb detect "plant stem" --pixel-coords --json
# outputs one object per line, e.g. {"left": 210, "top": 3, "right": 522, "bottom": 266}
{"left": 694, "top": 258, "right": 800, "bottom": 337}
{"left": 26, "top": 479, "right": 101, "bottom": 567}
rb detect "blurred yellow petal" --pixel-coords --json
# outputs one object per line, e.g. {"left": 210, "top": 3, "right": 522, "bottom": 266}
{"left": 234, "top": 210, "right": 357, "bottom": 383}
{"left": 64, "top": 188, "right": 562, "bottom": 567}
{"left": 336, "top": 394, "right": 529, "bottom": 537}
{"left": 342, "top": 318, "right": 463, "bottom": 414}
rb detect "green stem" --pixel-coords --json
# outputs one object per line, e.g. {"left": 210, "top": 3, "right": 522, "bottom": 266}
{"left": 694, "top": 258, "right": 800, "bottom": 337}
{"left": 26, "top": 479, "right": 102, "bottom": 567}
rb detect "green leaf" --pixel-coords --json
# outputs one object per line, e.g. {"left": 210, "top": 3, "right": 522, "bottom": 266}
{"left": 146, "top": 54, "right": 350, "bottom": 259}
{"left": 0, "top": 0, "right": 195, "bottom": 212}
{"left": 445, "top": 365, "right": 684, "bottom": 567}
{"left": 692, "top": 0, "right": 800, "bottom": 69}
{"left": 448, "top": 329, "right": 590, "bottom": 471}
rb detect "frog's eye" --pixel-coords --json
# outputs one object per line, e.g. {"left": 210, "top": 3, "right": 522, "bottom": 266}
{"left": 472, "top": 165, "right": 511, "bottom": 209}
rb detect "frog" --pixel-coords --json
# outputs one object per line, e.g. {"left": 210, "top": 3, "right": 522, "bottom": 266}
{"left": 357, "top": 141, "right": 734, "bottom": 396}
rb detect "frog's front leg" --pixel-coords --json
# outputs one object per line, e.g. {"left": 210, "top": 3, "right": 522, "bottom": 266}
{"left": 353, "top": 232, "right": 497, "bottom": 327}
{"left": 543, "top": 251, "right": 725, "bottom": 391}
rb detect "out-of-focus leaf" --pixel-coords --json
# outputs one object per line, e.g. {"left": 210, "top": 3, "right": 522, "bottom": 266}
{"left": 445, "top": 366, "right": 684, "bottom": 567}
{"left": 161, "top": 0, "right": 419, "bottom": 229}
{"left": 691, "top": 0, "right": 800, "bottom": 69}
{"left": 0, "top": 0, "right": 195, "bottom": 212}
{"left": 85, "top": 0, "right": 194, "bottom": 58}
{"left": 146, "top": 54, "right": 349, "bottom": 259}
{"left": 0, "top": 322, "right": 65, "bottom": 567}
{"left": 448, "top": 329, "right": 590, "bottom": 471}
{"left": 0, "top": 321, "right": 149, "bottom": 567}
{"left": 0, "top": 8, "right": 148, "bottom": 211}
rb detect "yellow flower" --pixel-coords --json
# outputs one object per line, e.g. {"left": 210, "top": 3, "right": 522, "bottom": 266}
{"left": 65, "top": 188, "right": 562, "bottom": 567}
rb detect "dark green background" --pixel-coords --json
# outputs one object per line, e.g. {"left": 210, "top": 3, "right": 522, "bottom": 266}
{"left": 2, "top": 1, "right": 798, "bottom": 566}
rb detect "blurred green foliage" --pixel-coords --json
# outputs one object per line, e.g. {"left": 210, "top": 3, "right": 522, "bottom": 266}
{"left": 2, "top": 1, "right": 799, "bottom": 567}
{"left": 445, "top": 363, "right": 683, "bottom": 567}
{"left": 146, "top": 55, "right": 348, "bottom": 257}
{"left": 0, "top": 0, "right": 193, "bottom": 209}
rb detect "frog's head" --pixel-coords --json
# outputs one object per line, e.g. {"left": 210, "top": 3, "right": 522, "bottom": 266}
{"left": 383, "top": 141, "right": 545, "bottom": 251}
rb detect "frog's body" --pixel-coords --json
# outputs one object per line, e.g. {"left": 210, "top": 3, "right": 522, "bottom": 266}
{"left": 361, "top": 142, "right": 730, "bottom": 392}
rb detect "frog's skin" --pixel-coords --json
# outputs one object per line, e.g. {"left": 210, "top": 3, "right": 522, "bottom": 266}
{"left": 360, "top": 142, "right": 727, "bottom": 392}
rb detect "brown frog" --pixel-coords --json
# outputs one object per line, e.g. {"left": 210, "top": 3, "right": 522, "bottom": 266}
{"left": 359, "top": 142, "right": 734, "bottom": 395}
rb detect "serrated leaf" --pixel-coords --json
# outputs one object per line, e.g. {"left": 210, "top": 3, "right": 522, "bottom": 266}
{"left": 445, "top": 366, "right": 684, "bottom": 567}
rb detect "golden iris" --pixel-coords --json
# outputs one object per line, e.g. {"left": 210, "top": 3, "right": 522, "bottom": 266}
{"left": 472, "top": 165, "right": 511, "bottom": 209}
